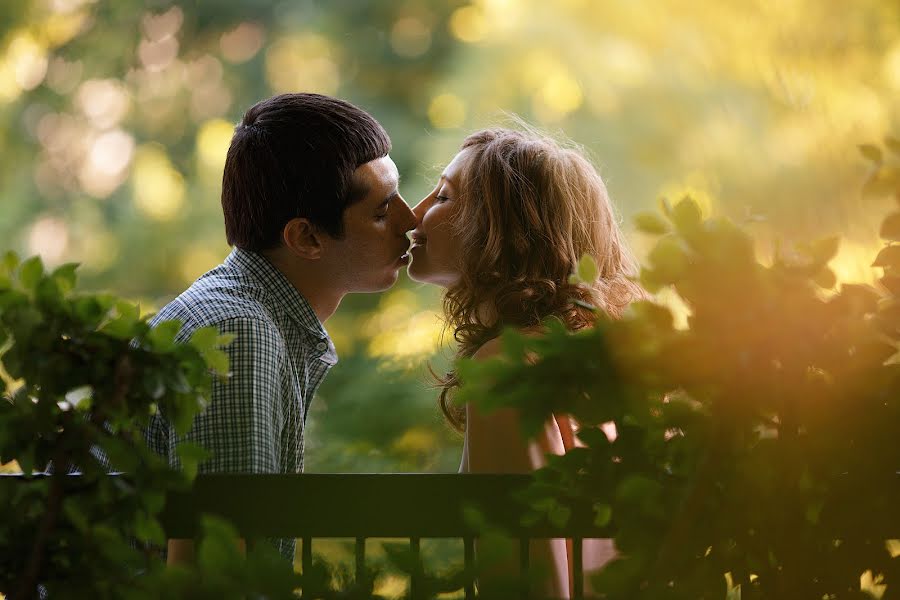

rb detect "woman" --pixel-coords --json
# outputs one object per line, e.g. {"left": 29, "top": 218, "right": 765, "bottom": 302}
{"left": 407, "top": 127, "right": 644, "bottom": 598}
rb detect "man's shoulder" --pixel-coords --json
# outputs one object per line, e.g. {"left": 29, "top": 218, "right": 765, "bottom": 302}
{"left": 150, "top": 268, "right": 281, "bottom": 341}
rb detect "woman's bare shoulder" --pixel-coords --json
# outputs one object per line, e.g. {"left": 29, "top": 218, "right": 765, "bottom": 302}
{"left": 472, "top": 326, "right": 547, "bottom": 360}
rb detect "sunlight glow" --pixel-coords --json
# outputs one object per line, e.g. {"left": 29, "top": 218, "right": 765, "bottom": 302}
{"left": 131, "top": 145, "right": 185, "bottom": 221}
{"left": 265, "top": 34, "right": 339, "bottom": 95}
{"left": 391, "top": 16, "right": 432, "bottom": 58}
{"left": 830, "top": 239, "right": 881, "bottom": 285}
{"left": 76, "top": 78, "right": 131, "bottom": 129}
{"left": 449, "top": 5, "right": 488, "bottom": 43}
{"left": 27, "top": 215, "right": 69, "bottom": 266}
{"left": 861, "top": 570, "right": 887, "bottom": 599}
{"left": 7, "top": 31, "right": 48, "bottom": 92}
{"left": 883, "top": 40, "right": 900, "bottom": 90}
{"left": 196, "top": 118, "right": 235, "bottom": 173}
{"left": 534, "top": 69, "right": 583, "bottom": 121}
{"left": 428, "top": 93, "right": 466, "bottom": 129}
{"left": 364, "top": 290, "right": 445, "bottom": 364}
{"left": 220, "top": 22, "right": 265, "bottom": 63}
{"left": 79, "top": 129, "right": 134, "bottom": 197}
{"left": 178, "top": 245, "right": 223, "bottom": 284}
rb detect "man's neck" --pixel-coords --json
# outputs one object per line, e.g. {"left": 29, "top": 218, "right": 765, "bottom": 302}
{"left": 262, "top": 248, "right": 343, "bottom": 323}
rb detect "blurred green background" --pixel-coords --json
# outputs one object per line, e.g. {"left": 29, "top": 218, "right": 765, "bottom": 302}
{"left": 1, "top": 0, "right": 898, "bottom": 475}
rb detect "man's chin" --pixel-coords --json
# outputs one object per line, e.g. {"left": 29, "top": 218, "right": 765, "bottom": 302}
{"left": 355, "top": 269, "right": 401, "bottom": 293}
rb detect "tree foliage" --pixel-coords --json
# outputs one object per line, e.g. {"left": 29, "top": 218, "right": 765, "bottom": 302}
{"left": 0, "top": 253, "right": 310, "bottom": 598}
{"left": 456, "top": 141, "right": 900, "bottom": 597}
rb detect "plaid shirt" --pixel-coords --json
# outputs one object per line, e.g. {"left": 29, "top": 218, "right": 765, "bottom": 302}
{"left": 145, "top": 247, "right": 337, "bottom": 560}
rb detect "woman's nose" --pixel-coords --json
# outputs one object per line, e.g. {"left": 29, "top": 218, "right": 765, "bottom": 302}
{"left": 411, "top": 197, "right": 430, "bottom": 223}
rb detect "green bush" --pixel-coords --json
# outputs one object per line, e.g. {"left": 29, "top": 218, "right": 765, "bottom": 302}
{"left": 0, "top": 254, "right": 306, "bottom": 599}
{"left": 457, "top": 139, "right": 900, "bottom": 598}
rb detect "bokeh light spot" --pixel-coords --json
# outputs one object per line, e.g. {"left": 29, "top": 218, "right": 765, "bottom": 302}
{"left": 179, "top": 245, "right": 222, "bottom": 284}
{"left": 131, "top": 144, "right": 185, "bottom": 221}
{"left": 27, "top": 215, "right": 69, "bottom": 267}
{"left": 266, "top": 34, "right": 339, "bottom": 95}
{"left": 8, "top": 31, "right": 49, "bottom": 92}
{"left": 884, "top": 41, "right": 900, "bottom": 90}
{"left": 220, "top": 22, "right": 265, "bottom": 63}
{"left": 538, "top": 70, "right": 583, "bottom": 116}
{"left": 75, "top": 78, "right": 131, "bottom": 129}
{"left": 391, "top": 17, "right": 432, "bottom": 58}
{"left": 196, "top": 118, "right": 235, "bottom": 173}
{"left": 449, "top": 6, "right": 488, "bottom": 43}
{"left": 428, "top": 93, "right": 466, "bottom": 129}
{"left": 79, "top": 129, "right": 134, "bottom": 198}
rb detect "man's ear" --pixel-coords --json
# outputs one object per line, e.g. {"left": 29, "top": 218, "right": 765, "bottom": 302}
{"left": 282, "top": 218, "right": 325, "bottom": 260}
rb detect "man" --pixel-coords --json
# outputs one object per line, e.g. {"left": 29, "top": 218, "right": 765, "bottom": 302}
{"left": 146, "top": 93, "right": 415, "bottom": 563}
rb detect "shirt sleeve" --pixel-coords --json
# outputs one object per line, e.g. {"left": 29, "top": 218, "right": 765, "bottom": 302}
{"left": 171, "top": 317, "right": 286, "bottom": 474}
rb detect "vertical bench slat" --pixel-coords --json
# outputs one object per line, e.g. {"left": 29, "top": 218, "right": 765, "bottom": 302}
{"left": 572, "top": 537, "right": 583, "bottom": 600}
{"left": 355, "top": 536, "right": 365, "bottom": 583}
{"left": 519, "top": 537, "right": 530, "bottom": 599}
{"left": 464, "top": 536, "right": 475, "bottom": 600}
{"left": 410, "top": 536, "right": 421, "bottom": 598}
{"left": 301, "top": 536, "right": 312, "bottom": 599}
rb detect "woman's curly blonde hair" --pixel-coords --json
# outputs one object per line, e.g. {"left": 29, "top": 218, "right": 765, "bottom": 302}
{"left": 437, "top": 127, "right": 645, "bottom": 431}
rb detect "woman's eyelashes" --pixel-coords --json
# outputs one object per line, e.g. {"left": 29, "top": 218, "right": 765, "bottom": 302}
{"left": 435, "top": 194, "right": 451, "bottom": 203}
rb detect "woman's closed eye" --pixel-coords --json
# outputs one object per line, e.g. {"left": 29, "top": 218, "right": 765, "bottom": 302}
{"left": 435, "top": 195, "right": 451, "bottom": 203}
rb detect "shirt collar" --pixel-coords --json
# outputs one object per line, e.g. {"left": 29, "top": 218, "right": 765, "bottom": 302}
{"left": 225, "top": 247, "right": 338, "bottom": 365}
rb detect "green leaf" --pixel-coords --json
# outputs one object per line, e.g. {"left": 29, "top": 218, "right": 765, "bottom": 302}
{"left": 547, "top": 502, "right": 571, "bottom": 528}
{"left": 197, "top": 515, "right": 244, "bottom": 570}
{"left": 1, "top": 251, "right": 19, "bottom": 275}
{"left": 35, "top": 277, "right": 62, "bottom": 306}
{"left": 647, "top": 236, "right": 689, "bottom": 281}
{"left": 658, "top": 196, "right": 673, "bottom": 217}
{"left": 634, "top": 212, "right": 670, "bottom": 235}
{"left": 101, "top": 437, "right": 139, "bottom": 472}
{"left": 813, "top": 268, "right": 836, "bottom": 289}
{"left": 202, "top": 348, "right": 230, "bottom": 375}
{"left": 177, "top": 441, "right": 210, "bottom": 481}
{"left": 74, "top": 297, "right": 112, "bottom": 327}
{"left": 189, "top": 326, "right": 219, "bottom": 352}
{"left": 62, "top": 498, "right": 90, "bottom": 532}
{"left": 593, "top": 503, "right": 612, "bottom": 527}
{"left": 863, "top": 167, "right": 900, "bottom": 198}
{"left": 115, "top": 301, "right": 140, "bottom": 322}
{"left": 872, "top": 245, "right": 900, "bottom": 269}
{"left": 575, "top": 254, "right": 600, "bottom": 283}
{"left": 51, "top": 263, "right": 79, "bottom": 293}
{"left": 803, "top": 236, "right": 840, "bottom": 265}
{"left": 101, "top": 317, "right": 137, "bottom": 340}
{"left": 880, "top": 212, "right": 900, "bottom": 242}
{"left": 859, "top": 143, "right": 883, "bottom": 163}
{"left": 133, "top": 511, "right": 166, "bottom": 545}
{"left": 216, "top": 332, "right": 236, "bottom": 347}
{"left": 880, "top": 275, "right": 900, "bottom": 297}
{"left": 18, "top": 256, "right": 44, "bottom": 292}
{"left": 887, "top": 136, "right": 900, "bottom": 156}
{"left": 143, "top": 490, "right": 166, "bottom": 514}
{"left": 148, "top": 319, "right": 182, "bottom": 352}
{"left": 671, "top": 196, "right": 702, "bottom": 233}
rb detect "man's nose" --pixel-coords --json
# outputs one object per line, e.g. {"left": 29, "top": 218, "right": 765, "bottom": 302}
{"left": 399, "top": 198, "right": 418, "bottom": 231}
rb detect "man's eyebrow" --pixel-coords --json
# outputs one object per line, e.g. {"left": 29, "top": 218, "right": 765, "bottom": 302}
{"left": 378, "top": 189, "right": 400, "bottom": 208}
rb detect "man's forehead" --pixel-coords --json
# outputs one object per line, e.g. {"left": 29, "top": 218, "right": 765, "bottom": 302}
{"left": 355, "top": 155, "right": 399, "bottom": 190}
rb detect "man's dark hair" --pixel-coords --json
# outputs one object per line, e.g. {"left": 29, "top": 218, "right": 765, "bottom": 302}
{"left": 221, "top": 93, "right": 392, "bottom": 250}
